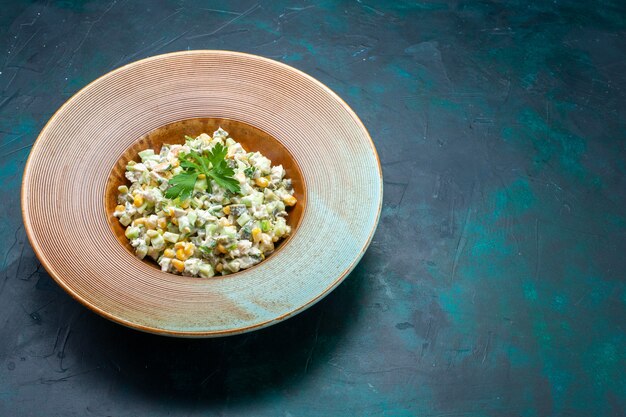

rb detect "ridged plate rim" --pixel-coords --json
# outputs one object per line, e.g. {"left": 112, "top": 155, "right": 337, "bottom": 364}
{"left": 21, "top": 50, "right": 382, "bottom": 337}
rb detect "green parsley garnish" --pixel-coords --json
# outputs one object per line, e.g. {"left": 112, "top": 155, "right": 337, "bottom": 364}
{"left": 165, "top": 172, "right": 198, "bottom": 201}
{"left": 164, "top": 143, "right": 240, "bottom": 200}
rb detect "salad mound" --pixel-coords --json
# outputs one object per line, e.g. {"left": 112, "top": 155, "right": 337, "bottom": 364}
{"left": 113, "top": 128, "right": 297, "bottom": 277}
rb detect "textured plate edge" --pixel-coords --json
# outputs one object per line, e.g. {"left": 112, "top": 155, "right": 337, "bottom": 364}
{"left": 20, "top": 50, "right": 383, "bottom": 337}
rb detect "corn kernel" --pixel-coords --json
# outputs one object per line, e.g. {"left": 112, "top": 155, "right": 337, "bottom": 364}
{"left": 171, "top": 259, "right": 185, "bottom": 272}
{"left": 223, "top": 205, "right": 231, "bottom": 215}
{"left": 181, "top": 201, "right": 190, "bottom": 209}
{"left": 168, "top": 208, "right": 176, "bottom": 217}
{"left": 157, "top": 218, "right": 167, "bottom": 229}
{"left": 254, "top": 177, "right": 269, "bottom": 188}
{"left": 133, "top": 217, "right": 146, "bottom": 226}
{"left": 217, "top": 217, "right": 233, "bottom": 227}
{"left": 252, "top": 227, "right": 262, "bottom": 243}
{"left": 176, "top": 248, "right": 188, "bottom": 261}
{"left": 115, "top": 204, "right": 125, "bottom": 212}
{"left": 171, "top": 160, "right": 180, "bottom": 167}
{"left": 198, "top": 173, "right": 206, "bottom": 179}
{"left": 133, "top": 194, "right": 144, "bottom": 207}
{"left": 217, "top": 244, "right": 228, "bottom": 254}
{"left": 282, "top": 195, "right": 297, "bottom": 207}
{"left": 272, "top": 236, "right": 279, "bottom": 242}
{"left": 215, "top": 263, "right": 223, "bottom": 273}
{"left": 184, "top": 242, "right": 195, "bottom": 256}
{"left": 163, "top": 249, "right": 175, "bottom": 258}
{"left": 171, "top": 217, "right": 178, "bottom": 225}
{"left": 174, "top": 242, "right": 185, "bottom": 249}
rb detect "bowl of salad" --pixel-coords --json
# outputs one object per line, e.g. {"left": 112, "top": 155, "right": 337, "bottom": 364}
{"left": 22, "top": 50, "right": 382, "bottom": 337}
{"left": 105, "top": 118, "right": 306, "bottom": 278}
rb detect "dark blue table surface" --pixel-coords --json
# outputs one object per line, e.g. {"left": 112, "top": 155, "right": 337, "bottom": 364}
{"left": 1, "top": 1, "right": 625, "bottom": 416}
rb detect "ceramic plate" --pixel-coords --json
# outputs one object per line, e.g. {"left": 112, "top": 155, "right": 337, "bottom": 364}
{"left": 21, "top": 50, "right": 382, "bottom": 337}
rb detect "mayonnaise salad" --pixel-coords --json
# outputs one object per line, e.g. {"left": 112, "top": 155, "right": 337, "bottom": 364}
{"left": 113, "top": 128, "right": 297, "bottom": 277}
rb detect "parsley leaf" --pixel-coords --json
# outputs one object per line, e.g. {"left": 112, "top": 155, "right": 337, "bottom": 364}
{"left": 208, "top": 160, "right": 240, "bottom": 193}
{"left": 205, "top": 143, "right": 228, "bottom": 166}
{"left": 164, "top": 141, "right": 241, "bottom": 200}
{"left": 164, "top": 171, "right": 198, "bottom": 200}
{"left": 179, "top": 152, "right": 203, "bottom": 171}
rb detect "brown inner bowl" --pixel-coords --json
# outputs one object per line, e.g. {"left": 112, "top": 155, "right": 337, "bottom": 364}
{"left": 104, "top": 117, "right": 306, "bottom": 274}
